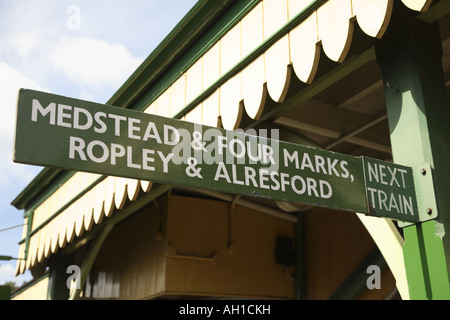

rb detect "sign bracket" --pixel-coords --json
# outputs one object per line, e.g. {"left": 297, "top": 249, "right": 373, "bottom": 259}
{"left": 397, "top": 162, "right": 438, "bottom": 228}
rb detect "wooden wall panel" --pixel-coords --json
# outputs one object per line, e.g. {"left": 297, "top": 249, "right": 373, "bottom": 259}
{"left": 227, "top": 203, "right": 249, "bottom": 295}
{"left": 186, "top": 58, "right": 203, "bottom": 106}
{"left": 267, "top": 215, "right": 296, "bottom": 297}
{"left": 170, "top": 75, "right": 186, "bottom": 117}
{"left": 305, "top": 208, "right": 331, "bottom": 299}
{"left": 86, "top": 202, "right": 166, "bottom": 299}
{"left": 184, "top": 104, "right": 202, "bottom": 124}
{"left": 263, "top": 0, "right": 288, "bottom": 39}
{"left": 202, "top": 90, "right": 220, "bottom": 127}
{"left": 165, "top": 195, "right": 230, "bottom": 294}
{"left": 247, "top": 207, "right": 269, "bottom": 296}
{"left": 220, "top": 22, "right": 241, "bottom": 77}
{"left": 202, "top": 42, "right": 221, "bottom": 92}
{"left": 157, "top": 88, "right": 171, "bottom": 118}
{"left": 327, "top": 211, "right": 347, "bottom": 293}
{"left": 304, "top": 207, "right": 396, "bottom": 300}
{"left": 166, "top": 194, "right": 295, "bottom": 299}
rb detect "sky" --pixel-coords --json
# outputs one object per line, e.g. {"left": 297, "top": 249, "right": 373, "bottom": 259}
{"left": 0, "top": 0, "right": 198, "bottom": 287}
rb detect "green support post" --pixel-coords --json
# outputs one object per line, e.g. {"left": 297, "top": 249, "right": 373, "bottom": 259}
{"left": 47, "top": 254, "right": 73, "bottom": 300}
{"left": 376, "top": 2, "right": 450, "bottom": 299}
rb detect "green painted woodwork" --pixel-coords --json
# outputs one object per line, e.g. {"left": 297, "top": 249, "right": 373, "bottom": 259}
{"left": 17, "top": 173, "right": 105, "bottom": 261}
{"left": 14, "top": 89, "right": 369, "bottom": 214}
{"left": 12, "top": 167, "right": 66, "bottom": 210}
{"left": 376, "top": 2, "right": 450, "bottom": 299}
{"left": 16, "top": 89, "right": 432, "bottom": 223}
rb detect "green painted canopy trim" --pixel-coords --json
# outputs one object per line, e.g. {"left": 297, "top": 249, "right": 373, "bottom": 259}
{"left": 171, "top": 0, "right": 328, "bottom": 119}
{"left": 17, "top": 175, "right": 107, "bottom": 246}
{"left": 108, "top": 0, "right": 252, "bottom": 109}
{"left": 11, "top": 167, "right": 67, "bottom": 210}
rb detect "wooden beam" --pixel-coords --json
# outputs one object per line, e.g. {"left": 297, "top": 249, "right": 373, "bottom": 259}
{"left": 275, "top": 116, "right": 391, "bottom": 153}
{"left": 338, "top": 80, "right": 383, "bottom": 109}
{"left": 324, "top": 112, "right": 388, "bottom": 149}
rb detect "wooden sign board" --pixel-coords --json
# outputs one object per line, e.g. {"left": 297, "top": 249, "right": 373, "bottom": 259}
{"left": 14, "top": 89, "right": 420, "bottom": 222}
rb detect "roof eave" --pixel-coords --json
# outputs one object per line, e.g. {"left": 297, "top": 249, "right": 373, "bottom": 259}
{"left": 107, "top": 0, "right": 237, "bottom": 109}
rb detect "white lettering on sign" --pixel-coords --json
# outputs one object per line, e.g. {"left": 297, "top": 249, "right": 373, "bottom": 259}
{"left": 31, "top": 99, "right": 181, "bottom": 145}
{"left": 366, "top": 187, "right": 414, "bottom": 215}
{"left": 32, "top": 100, "right": 56, "bottom": 124}
{"left": 26, "top": 97, "right": 364, "bottom": 207}
{"left": 283, "top": 147, "right": 353, "bottom": 181}
{"left": 68, "top": 136, "right": 174, "bottom": 173}
{"left": 367, "top": 162, "right": 407, "bottom": 187}
{"left": 366, "top": 161, "right": 414, "bottom": 216}
{"left": 213, "top": 163, "right": 333, "bottom": 199}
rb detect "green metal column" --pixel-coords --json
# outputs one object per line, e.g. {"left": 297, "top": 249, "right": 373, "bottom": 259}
{"left": 376, "top": 2, "right": 450, "bottom": 299}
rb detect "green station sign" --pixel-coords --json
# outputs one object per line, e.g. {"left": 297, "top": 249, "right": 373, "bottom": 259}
{"left": 14, "top": 89, "right": 421, "bottom": 223}
{"left": 363, "top": 157, "right": 418, "bottom": 221}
